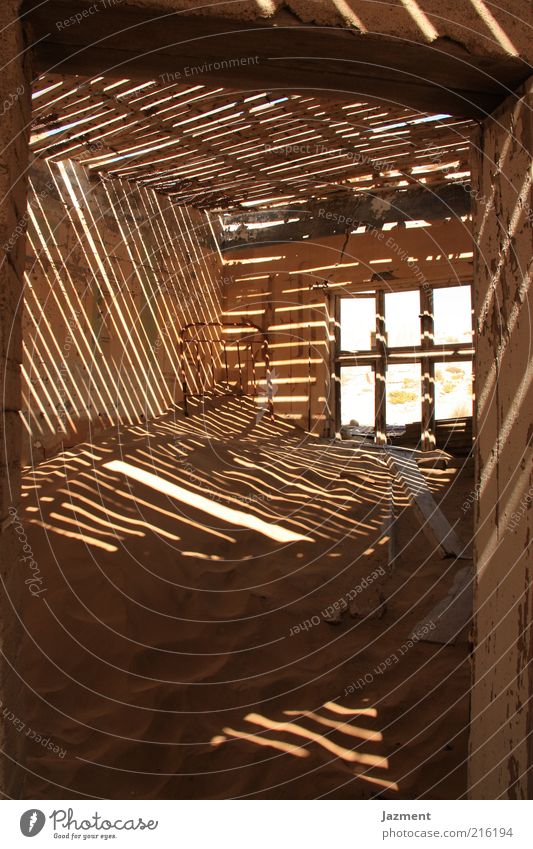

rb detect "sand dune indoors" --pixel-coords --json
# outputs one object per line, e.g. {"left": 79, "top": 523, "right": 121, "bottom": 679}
{"left": 18, "top": 397, "right": 472, "bottom": 799}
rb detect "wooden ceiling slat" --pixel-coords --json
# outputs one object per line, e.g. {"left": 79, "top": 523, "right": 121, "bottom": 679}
{"left": 30, "top": 73, "right": 474, "bottom": 211}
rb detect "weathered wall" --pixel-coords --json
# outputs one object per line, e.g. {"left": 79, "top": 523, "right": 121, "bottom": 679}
{"left": 469, "top": 79, "right": 533, "bottom": 799}
{"left": 223, "top": 217, "right": 473, "bottom": 435}
{"left": 127, "top": 0, "right": 532, "bottom": 62}
{"left": 22, "top": 159, "right": 223, "bottom": 463}
{"left": 0, "top": 1, "right": 32, "bottom": 797}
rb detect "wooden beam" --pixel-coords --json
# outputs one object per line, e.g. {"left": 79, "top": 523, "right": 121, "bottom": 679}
{"left": 338, "top": 337, "right": 474, "bottom": 365}
{"left": 332, "top": 292, "right": 341, "bottom": 438}
{"left": 411, "top": 564, "right": 473, "bottom": 645}
{"left": 384, "top": 477, "right": 398, "bottom": 572}
{"left": 374, "top": 290, "right": 387, "bottom": 445}
{"left": 339, "top": 350, "right": 473, "bottom": 366}
{"left": 24, "top": 1, "right": 530, "bottom": 119}
{"left": 384, "top": 447, "right": 463, "bottom": 558}
{"left": 420, "top": 286, "right": 436, "bottom": 451}
{"left": 220, "top": 183, "right": 473, "bottom": 248}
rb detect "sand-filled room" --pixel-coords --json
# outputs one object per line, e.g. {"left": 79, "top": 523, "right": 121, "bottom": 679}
{"left": 1, "top": 0, "right": 533, "bottom": 825}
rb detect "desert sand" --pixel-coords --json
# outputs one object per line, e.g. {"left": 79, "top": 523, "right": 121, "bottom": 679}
{"left": 17, "top": 396, "right": 473, "bottom": 799}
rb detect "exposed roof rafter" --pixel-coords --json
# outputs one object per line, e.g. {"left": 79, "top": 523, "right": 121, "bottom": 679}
{"left": 31, "top": 73, "right": 475, "bottom": 211}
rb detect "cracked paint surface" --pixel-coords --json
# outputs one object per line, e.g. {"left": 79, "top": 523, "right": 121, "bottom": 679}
{"left": 470, "top": 77, "right": 533, "bottom": 800}
{"left": 122, "top": 0, "right": 533, "bottom": 62}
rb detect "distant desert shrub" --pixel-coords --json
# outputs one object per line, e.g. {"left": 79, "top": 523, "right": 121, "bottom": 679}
{"left": 389, "top": 390, "right": 417, "bottom": 404}
{"left": 451, "top": 402, "right": 472, "bottom": 417}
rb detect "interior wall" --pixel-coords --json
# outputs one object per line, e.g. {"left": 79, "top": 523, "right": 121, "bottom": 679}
{"left": 223, "top": 218, "right": 473, "bottom": 436}
{"left": 469, "top": 78, "right": 533, "bottom": 799}
{"left": 126, "top": 0, "right": 531, "bottom": 61}
{"left": 0, "top": 2, "right": 32, "bottom": 797}
{"left": 22, "top": 159, "right": 223, "bottom": 463}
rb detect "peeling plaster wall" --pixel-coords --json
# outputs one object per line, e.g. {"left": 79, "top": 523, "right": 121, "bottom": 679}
{"left": 0, "top": 1, "right": 32, "bottom": 797}
{"left": 22, "top": 159, "right": 223, "bottom": 464}
{"left": 125, "top": 0, "right": 532, "bottom": 63}
{"left": 469, "top": 78, "right": 533, "bottom": 799}
{"left": 223, "top": 217, "right": 473, "bottom": 435}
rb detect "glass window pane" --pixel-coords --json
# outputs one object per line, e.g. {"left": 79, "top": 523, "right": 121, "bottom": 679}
{"left": 435, "top": 361, "right": 473, "bottom": 419}
{"left": 385, "top": 290, "right": 421, "bottom": 347}
{"left": 433, "top": 286, "right": 472, "bottom": 344}
{"left": 340, "top": 297, "right": 376, "bottom": 351}
{"left": 386, "top": 363, "right": 421, "bottom": 426}
{"left": 340, "top": 365, "right": 375, "bottom": 427}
